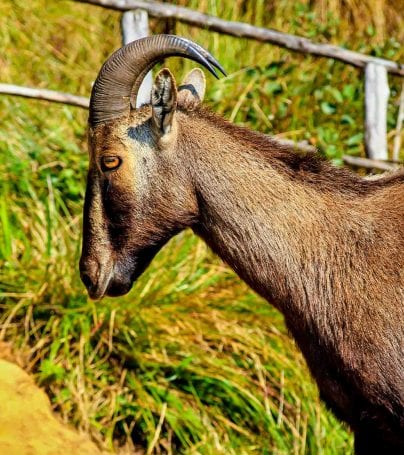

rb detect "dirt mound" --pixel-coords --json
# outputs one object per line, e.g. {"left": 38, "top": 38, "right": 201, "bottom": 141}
{"left": 0, "top": 358, "right": 102, "bottom": 454}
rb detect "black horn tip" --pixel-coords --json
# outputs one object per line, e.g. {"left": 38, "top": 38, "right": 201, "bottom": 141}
{"left": 204, "top": 51, "right": 227, "bottom": 76}
{"left": 181, "top": 36, "right": 226, "bottom": 78}
{"left": 184, "top": 45, "right": 219, "bottom": 79}
{"left": 214, "top": 60, "right": 227, "bottom": 77}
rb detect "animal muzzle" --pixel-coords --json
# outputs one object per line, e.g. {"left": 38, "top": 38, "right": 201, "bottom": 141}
{"left": 79, "top": 248, "right": 126, "bottom": 299}
{"left": 80, "top": 243, "right": 166, "bottom": 299}
{"left": 80, "top": 266, "right": 133, "bottom": 299}
{"left": 79, "top": 254, "right": 144, "bottom": 299}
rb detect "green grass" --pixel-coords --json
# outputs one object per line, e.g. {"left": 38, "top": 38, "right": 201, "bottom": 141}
{"left": 0, "top": 0, "right": 402, "bottom": 453}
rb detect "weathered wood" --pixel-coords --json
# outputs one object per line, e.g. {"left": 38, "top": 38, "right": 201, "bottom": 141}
{"left": 342, "top": 154, "right": 399, "bottom": 171}
{"left": 392, "top": 82, "right": 404, "bottom": 162}
{"left": 121, "top": 9, "right": 153, "bottom": 107}
{"left": 75, "top": 0, "right": 404, "bottom": 77}
{"left": 275, "top": 138, "right": 316, "bottom": 153}
{"left": 364, "top": 63, "right": 389, "bottom": 160}
{"left": 0, "top": 83, "right": 89, "bottom": 108}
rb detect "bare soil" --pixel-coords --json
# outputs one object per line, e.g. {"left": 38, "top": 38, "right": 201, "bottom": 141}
{"left": 0, "top": 344, "right": 102, "bottom": 455}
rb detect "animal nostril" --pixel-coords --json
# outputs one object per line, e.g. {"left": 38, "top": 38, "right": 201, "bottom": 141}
{"left": 81, "top": 271, "right": 94, "bottom": 290}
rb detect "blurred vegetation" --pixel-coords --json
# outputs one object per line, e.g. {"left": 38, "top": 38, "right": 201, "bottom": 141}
{"left": 0, "top": 0, "right": 402, "bottom": 453}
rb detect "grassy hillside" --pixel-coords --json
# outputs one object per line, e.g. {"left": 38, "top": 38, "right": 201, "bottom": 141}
{"left": 0, "top": 0, "right": 402, "bottom": 453}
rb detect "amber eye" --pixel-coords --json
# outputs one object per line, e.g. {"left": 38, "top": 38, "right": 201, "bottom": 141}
{"left": 101, "top": 156, "right": 121, "bottom": 171}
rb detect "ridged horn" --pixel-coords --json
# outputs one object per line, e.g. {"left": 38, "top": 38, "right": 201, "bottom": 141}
{"left": 89, "top": 34, "right": 226, "bottom": 127}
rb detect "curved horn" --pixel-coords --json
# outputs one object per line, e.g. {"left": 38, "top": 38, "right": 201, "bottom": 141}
{"left": 89, "top": 34, "right": 226, "bottom": 126}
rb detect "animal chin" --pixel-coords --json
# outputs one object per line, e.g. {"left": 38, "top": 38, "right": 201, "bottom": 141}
{"left": 129, "top": 243, "right": 167, "bottom": 283}
{"left": 105, "top": 280, "right": 133, "bottom": 297}
{"left": 108, "top": 256, "right": 153, "bottom": 297}
{"left": 103, "top": 268, "right": 142, "bottom": 298}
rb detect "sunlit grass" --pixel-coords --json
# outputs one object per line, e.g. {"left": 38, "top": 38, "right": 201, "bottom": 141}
{"left": 0, "top": 0, "right": 402, "bottom": 453}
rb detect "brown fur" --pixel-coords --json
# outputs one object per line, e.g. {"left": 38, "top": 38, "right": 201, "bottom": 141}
{"left": 181, "top": 109, "right": 404, "bottom": 453}
{"left": 81, "top": 74, "right": 404, "bottom": 454}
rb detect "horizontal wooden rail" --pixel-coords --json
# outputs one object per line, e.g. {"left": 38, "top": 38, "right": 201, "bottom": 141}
{"left": 75, "top": 0, "right": 404, "bottom": 77}
{"left": 342, "top": 155, "right": 399, "bottom": 171}
{"left": 0, "top": 83, "right": 89, "bottom": 108}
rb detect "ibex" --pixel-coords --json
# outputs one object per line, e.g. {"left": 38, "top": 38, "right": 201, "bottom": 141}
{"left": 79, "top": 35, "right": 404, "bottom": 454}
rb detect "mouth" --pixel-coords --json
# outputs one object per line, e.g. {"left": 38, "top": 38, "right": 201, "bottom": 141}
{"left": 86, "top": 268, "right": 114, "bottom": 300}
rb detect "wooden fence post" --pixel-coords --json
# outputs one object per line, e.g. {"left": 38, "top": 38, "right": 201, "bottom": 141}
{"left": 364, "top": 62, "right": 389, "bottom": 160}
{"left": 392, "top": 82, "right": 404, "bottom": 162}
{"left": 121, "top": 9, "right": 153, "bottom": 107}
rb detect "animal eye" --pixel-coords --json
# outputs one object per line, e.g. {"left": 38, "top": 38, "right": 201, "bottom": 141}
{"left": 101, "top": 156, "right": 121, "bottom": 171}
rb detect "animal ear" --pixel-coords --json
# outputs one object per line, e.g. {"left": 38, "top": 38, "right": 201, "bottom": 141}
{"left": 151, "top": 68, "right": 177, "bottom": 135}
{"left": 177, "top": 68, "right": 206, "bottom": 110}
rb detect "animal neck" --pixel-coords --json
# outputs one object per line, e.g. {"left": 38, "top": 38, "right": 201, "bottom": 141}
{"left": 178, "top": 109, "right": 391, "bottom": 341}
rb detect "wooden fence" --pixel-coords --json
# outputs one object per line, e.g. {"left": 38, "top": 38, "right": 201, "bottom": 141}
{"left": 1, "top": 0, "right": 403, "bottom": 168}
